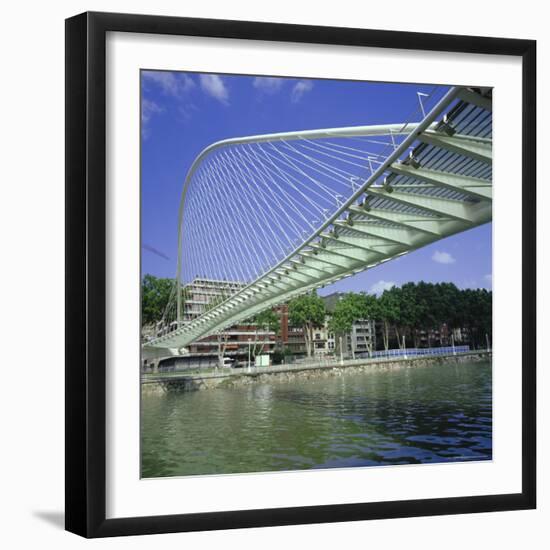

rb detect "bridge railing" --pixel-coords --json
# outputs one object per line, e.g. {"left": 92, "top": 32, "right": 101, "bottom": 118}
{"left": 367, "top": 345, "right": 470, "bottom": 359}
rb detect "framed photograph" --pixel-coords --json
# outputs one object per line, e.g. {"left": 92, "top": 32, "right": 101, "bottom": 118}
{"left": 65, "top": 11, "right": 536, "bottom": 538}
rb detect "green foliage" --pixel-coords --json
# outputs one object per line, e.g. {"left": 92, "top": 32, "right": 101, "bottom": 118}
{"left": 322, "top": 283, "right": 492, "bottom": 350}
{"left": 288, "top": 292, "right": 326, "bottom": 328}
{"left": 140, "top": 273, "right": 492, "bottom": 351}
{"left": 271, "top": 347, "right": 293, "bottom": 365}
{"left": 378, "top": 287, "right": 400, "bottom": 323}
{"left": 253, "top": 309, "right": 280, "bottom": 334}
{"left": 288, "top": 292, "right": 326, "bottom": 356}
{"left": 329, "top": 292, "right": 378, "bottom": 334}
{"left": 141, "top": 274, "right": 174, "bottom": 326}
{"left": 378, "top": 286, "right": 401, "bottom": 350}
{"left": 240, "top": 308, "right": 282, "bottom": 357}
{"left": 459, "top": 287, "right": 493, "bottom": 346}
{"left": 397, "top": 283, "right": 423, "bottom": 329}
{"left": 376, "top": 282, "right": 492, "bottom": 348}
{"left": 329, "top": 292, "right": 379, "bottom": 355}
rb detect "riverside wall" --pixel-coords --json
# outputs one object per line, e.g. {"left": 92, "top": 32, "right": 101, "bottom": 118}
{"left": 141, "top": 351, "right": 491, "bottom": 395}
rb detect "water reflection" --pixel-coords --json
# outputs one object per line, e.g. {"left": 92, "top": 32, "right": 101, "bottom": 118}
{"left": 141, "top": 361, "right": 492, "bottom": 477}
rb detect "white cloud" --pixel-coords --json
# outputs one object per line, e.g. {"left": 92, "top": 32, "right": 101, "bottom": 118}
{"left": 291, "top": 80, "right": 313, "bottom": 103}
{"left": 253, "top": 77, "right": 284, "bottom": 94}
{"left": 432, "top": 250, "right": 456, "bottom": 265}
{"left": 484, "top": 273, "right": 493, "bottom": 288}
{"left": 141, "top": 98, "right": 163, "bottom": 124}
{"left": 141, "top": 98, "right": 163, "bottom": 138}
{"left": 142, "top": 71, "right": 195, "bottom": 97}
{"left": 459, "top": 279, "right": 478, "bottom": 290}
{"left": 178, "top": 103, "right": 199, "bottom": 122}
{"left": 370, "top": 280, "right": 397, "bottom": 296}
{"left": 199, "top": 74, "right": 229, "bottom": 104}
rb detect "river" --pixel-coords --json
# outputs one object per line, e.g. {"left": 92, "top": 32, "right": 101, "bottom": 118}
{"left": 141, "top": 360, "right": 492, "bottom": 478}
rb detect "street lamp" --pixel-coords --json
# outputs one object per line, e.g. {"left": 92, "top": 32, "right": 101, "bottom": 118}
{"left": 248, "top": 337, "right": 252, "bottom": 372}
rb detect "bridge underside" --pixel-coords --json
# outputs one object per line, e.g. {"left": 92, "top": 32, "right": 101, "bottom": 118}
{"left": 144, "top": 87, "right": 492, "bottom": 355}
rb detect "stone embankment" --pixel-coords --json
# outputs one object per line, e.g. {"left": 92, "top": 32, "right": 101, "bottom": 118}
{"left": 141, "top": 351, "right": 491, "bottom": 395}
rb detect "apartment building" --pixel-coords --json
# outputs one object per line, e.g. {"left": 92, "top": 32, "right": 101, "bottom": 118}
{"left": 182, "top": 278, "right": 276, "bottom": 365}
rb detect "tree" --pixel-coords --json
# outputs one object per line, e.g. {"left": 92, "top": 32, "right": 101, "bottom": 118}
{"left": 378, "top": 287, "right": 400, "bottom": 351}
{"left": 432, "top": 282, "right": 462, "bottom": 345}
{"left": 254, "top": 308, "right": 280, "bottom": 333}
{"left": 272, "top": 347, "right": 292, "bottom": 365}
{"left": 391, "top": 283, "right": 422, "bottom": 348}
{"left": 329, "top": 292, "right": 378, "bottom": 357}
{"left": 373, "top": 282, "right": 492, "bottom": 350}
{"left": 460, "top": 288, "right": 492, "bottom": 348}
{"left": 216, "top": 330, "right": 230, "bottom": 368}
{"left": 251, "top": 309, "right": 280, "bottom": 356}
{"left": 141, "top": 275, "right": 174, "bottom": 326}
{"left": 288, "top": 292, "right": 326, "bottom": 357}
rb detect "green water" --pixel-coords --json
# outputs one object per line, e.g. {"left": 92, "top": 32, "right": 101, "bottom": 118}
{"left": 141, "top": 360, "right": 492, "bottom": 478}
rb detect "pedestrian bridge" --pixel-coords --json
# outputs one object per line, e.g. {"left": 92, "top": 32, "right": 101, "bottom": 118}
{"left": 143, "top": 86, "right": 492, "bottom": 356}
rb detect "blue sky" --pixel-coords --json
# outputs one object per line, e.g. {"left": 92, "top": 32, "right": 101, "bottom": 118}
{"left": 141, "top": 71, "right": 492, "bottom": 295}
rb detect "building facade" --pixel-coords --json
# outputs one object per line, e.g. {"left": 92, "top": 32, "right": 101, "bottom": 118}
{"left": 347, "top": 319, "right": 377, "bottom": 356}
{"left": 322, "top": 292, "right": 377, "bottom": 357}
{"left": 182, "top": 278, "right": 245, "bottom": 322}
{"left": 181, "top": 278, "right": 276, "bottom": 367}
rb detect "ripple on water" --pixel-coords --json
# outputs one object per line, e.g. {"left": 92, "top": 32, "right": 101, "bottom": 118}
{"left": 141, "top": 360, "right": 492, "bottom": 478}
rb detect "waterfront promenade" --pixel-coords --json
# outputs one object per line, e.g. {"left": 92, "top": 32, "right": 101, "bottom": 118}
{"left": 141, "top": 349, "right": 491, "bottom": 393}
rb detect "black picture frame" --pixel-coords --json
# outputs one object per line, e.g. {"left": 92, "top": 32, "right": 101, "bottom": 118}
{"left": 65, "top": 11, "right": 536, "bottom": 538}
